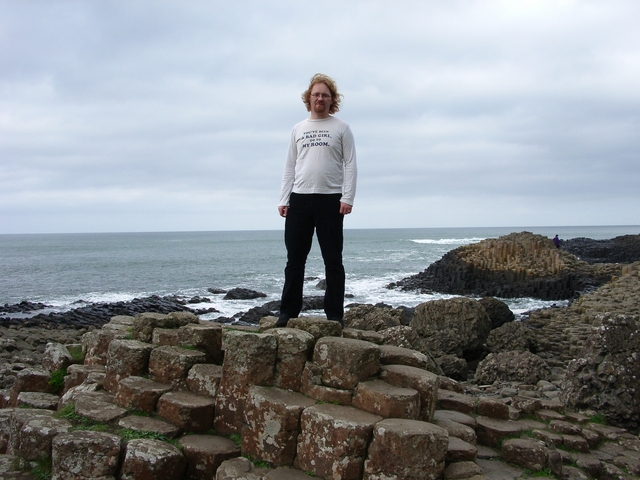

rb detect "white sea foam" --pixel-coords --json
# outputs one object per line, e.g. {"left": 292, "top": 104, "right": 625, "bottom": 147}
{"left": 410, "top": 237, "right": 487, "bottom": 245}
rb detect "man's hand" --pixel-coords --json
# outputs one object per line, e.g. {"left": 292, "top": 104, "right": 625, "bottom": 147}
{"left": 278, "top": 206, "right": 289, "bottom": 217}
{"left": 340, "top": 202, "right": 352, "bottom": 215}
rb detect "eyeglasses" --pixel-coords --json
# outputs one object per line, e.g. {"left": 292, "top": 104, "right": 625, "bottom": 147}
{"left": 310, "top": 93, "right": 331, "bottom": 99}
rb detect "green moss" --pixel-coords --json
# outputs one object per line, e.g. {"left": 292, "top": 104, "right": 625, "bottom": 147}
{"left": 242, "top": 454, "right": 272, "bottom": 469}
{"left": 229, "top": 433, "right": 242, "bottom": 446}
{"left": 54, "top": 402, "right": 80, "bottom": 421}
{"left": 523, "top": 467, "right": 553, "bottom": 478}
{"left": 131, "top": 409, "right": 152, "bottom": 417}
{"left": 66, "top": 344, "right": 85, "bottom": 362}
{"left": 30, "top": 457, "right": 52, "bottom": 480}
{"left": 49, "top": 368, "right": 67, "bottom": 394}
{"left": 588, "top": 414, "right": 607, "bottom": 425}
{"left": 118, "top": 428, "right": 182, "bottom": 449}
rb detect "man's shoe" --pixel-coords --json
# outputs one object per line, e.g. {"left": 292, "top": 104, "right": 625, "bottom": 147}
{"left": 275, "top": 315, "right": 289, "bottom": 327}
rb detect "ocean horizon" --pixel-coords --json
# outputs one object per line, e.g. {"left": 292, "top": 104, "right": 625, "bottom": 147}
{"left": 2, "top": 225, "right": 639, "bottom": 322}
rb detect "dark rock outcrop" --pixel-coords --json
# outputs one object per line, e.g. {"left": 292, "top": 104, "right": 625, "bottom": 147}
{"left": 0, "top": 295, "right": 191, "bottom": 329}
{"left": 391, "top": 232, "right": 622, "bottom": 300}
{"left": 478, "top": 297, "right": 514, "bottom": 329}
{"left": 561, "top": 234, "right": 640, "bottom": 264}
{"left": 222, "top": 288, "right": 267, "bottom": 300}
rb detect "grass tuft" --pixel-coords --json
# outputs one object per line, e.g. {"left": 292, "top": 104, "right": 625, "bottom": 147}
{"left": 49, "top": 368, "right": 67, "bottom": 394}
{"left": 30, "top": 458, "right": 52, "bottom": 480}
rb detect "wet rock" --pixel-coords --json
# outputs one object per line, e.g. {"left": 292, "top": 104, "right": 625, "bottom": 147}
{"left": 223, "top": 288, "right": 267, "bottom": 300}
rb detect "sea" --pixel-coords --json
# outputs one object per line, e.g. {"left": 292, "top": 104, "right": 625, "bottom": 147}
{"left": 1, "top": 226, "right": 638, "bottom": 322}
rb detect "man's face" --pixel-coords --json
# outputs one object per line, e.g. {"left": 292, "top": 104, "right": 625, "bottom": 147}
{"left": 309, "top": 82, "right": 332, "bottom": 118}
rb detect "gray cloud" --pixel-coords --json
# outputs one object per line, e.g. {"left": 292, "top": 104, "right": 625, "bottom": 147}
{"left": 1, "top": 0, "right": 639, "bottom": 233}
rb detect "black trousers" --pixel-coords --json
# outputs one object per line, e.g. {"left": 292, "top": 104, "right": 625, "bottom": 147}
{"left": 280, "top": 193, "right": 345, "bottom": 320}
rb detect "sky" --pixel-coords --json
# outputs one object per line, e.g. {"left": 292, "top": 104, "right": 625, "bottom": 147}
{"left": 1, "top": 1, "right": 639, "bottom": 234}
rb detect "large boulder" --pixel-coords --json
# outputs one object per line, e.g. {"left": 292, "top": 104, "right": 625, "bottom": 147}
{"left": 475, "top": 351, "right": 552, "bottom": 385}
{"left": 410, "top": 297, "right": 491, "bottom": 359}
{"left": 561, "top": 314, "right": 640, "bottom": 434}
{"left": 485, "top": 322, "right": 537, "bottom": 354}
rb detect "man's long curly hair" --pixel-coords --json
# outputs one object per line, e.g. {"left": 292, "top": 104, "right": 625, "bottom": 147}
{"left": 302, "top": 73, "right": 342, "bottom": 115}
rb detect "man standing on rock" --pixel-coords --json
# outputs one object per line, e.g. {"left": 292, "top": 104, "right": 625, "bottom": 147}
{"left": 276, "top": 74, "right": 357, "bottom": 327}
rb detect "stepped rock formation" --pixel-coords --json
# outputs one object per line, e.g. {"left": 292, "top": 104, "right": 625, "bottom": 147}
{"left": 1, "top": 304, "right": 640, "bottom": 479}
{"left": 391, "top": 232, "right": 622, "bottom": 299}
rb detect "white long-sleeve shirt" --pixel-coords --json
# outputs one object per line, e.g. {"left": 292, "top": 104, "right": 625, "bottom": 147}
{"left": 278, "top": 116, "right": 357, "bottom": 207}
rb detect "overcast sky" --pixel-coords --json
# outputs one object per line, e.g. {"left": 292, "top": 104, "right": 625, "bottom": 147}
{"left": 1, "top": 1, "right": 639, "bottom": 234}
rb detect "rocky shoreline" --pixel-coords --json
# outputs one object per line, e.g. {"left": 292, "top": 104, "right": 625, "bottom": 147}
{"left": 0, "top": 232, "right": 639, "bottom": 479}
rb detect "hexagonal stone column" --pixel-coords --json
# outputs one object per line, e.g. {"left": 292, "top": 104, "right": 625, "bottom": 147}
{"left": 272, "top": 328, "right": 315, "bottom": 391}
{"left": 82, "top": 329, "right": 126, "bottom": 366}
{"left": 379, "top": 364, "right": 439, "bottom": 421}
{"left": 363, "top": 418, "right": 449, "bottom": 480}
{"left": 8, "top": 368, "right": 51, "bottom": 407}
{"left": 179, "top": 434, "right": 240, "bottom": 480}
{"left": 294, "top": 404, "right": 382, "bottom": 479}
{"left": 313, "top": 337, "right": 380, "bottom": 389}
{"left": 156, "top": 391, "right": 215, "bottom": 433}
{"left": 114, "top": 375, "right": 172, "bottom": 412}
{"left": 120, "top": 438, "right": 186, "bottom": 480}
{"left": 186, "top": 363, "right": 222, "bottom": 397}
{"left": 242, "top": 386, "right": 316, "bottom": 466}
{"left": 8, "top": 409, "right": 54, "bottom": 455}
{"left": 63, "top": 364, "right": 106, "bottom": 394}
{"left": 148, "top": 345, "right": 207, "bottom": 387}
{"left": 132, "top": 312, "right": 197, "bottom": 343}
{"left": 178, "top": 323, "right": 223, "bottom": 363}
{"left": 104, "top": 339, "right": 154, "bottom": 393}
{"left": 51, "top": 431, "right": 122, "bottom": 480}
{"left": 214, "top": 331, "right": 277, "bottom": 434}
{"left": 15, "top": 416, "right": 72, "bottom": 461}
{"left": 352, "top": 379, "right": 420, "bottom": 419}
